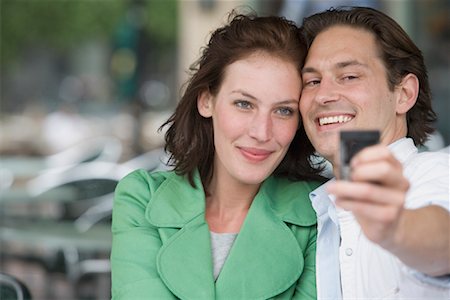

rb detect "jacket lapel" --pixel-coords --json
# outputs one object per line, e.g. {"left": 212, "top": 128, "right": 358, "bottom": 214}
{"left": 146, "top": 171, "right": 216, "bottom": 299}
{"left": 145, "top": 172, "right": 317, "bottom": 299}
{"left": 157, "top": 215, "right": 215, "bottom": 299}
{"left": 215, "top": 177, "right": 316, "bottom": 299}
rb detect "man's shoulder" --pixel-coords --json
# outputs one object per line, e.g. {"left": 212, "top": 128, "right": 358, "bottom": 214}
{"left": 403, "top": 148, "right": 449, "bottom": 172}
{"left": 400, "top": 148, "right": 449, "bottom": 209}
{"left": 391, "top": 138, "right": 449, "bottom": 169}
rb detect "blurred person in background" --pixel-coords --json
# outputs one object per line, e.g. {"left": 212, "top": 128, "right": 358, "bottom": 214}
{"left": 110, "top": 11, "right": 325, "bottom": 299}
{"left": 300, "top": 6, "right": 450, "bottom": 299}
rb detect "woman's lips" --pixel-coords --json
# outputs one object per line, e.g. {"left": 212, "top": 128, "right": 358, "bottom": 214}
{"left": 239, "top": 147, "right": 273, "bottom": 162}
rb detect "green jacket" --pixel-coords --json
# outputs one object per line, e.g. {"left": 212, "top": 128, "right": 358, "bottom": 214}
{"left": 111, "top": 169, "right": 319, "bottom": 299}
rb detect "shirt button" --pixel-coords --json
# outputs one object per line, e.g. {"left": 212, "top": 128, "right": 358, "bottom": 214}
{"left": 345, "top": 248, "right": 353, "bottom": 256}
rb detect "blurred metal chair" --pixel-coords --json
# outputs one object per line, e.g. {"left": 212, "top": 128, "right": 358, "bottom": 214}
{"left": 0, "top": 272, "right": 32, "bottom": 300}
{"left": 0, "top": 135, "right": 122, "bottom": 200}
{"left": 24, "top": 147, "right": 169, "bottom": 225}
{"left": 2, "top": 147, "right": 169, "bottom": 299}
{"left": 27, "top": 146, "right": 166, "bottom": 197}
{"left": 44, "top": 135, "right": 123, "bottom": 168}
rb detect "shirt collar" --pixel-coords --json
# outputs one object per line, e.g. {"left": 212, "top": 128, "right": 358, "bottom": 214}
{"left": 388, "top": 137, "right": 417, "bottom": 163}
{"left": 310, "top": 179, "right": 340, "bottom": 226}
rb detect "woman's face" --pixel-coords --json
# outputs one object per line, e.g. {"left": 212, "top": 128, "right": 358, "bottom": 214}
{"left": 198, "top": 52, "right": 301, "bottom": 187}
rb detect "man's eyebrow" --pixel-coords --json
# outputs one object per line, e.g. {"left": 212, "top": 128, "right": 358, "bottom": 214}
{"left": 301, "top": 60, "right": 368, "bottom": 74}
{"left": 336, "top": 60, "right": 367, "bottom": 69}
{"left": 301, "top": 67, "right": 317, "bottom": 75}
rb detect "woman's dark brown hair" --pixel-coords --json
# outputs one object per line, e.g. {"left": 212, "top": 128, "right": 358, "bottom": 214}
{"left": 302, "top": 6, "right": 436, "bottom": 146}
{"left": 160, "top": 10, "right": 323, "bottom": 187}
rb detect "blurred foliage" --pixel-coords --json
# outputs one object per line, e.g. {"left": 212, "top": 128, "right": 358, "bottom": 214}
{"left": 0, "top": 0, "right": 178, "bottom": 68}
{"left": 144, "top": 0, "right": 178, "bottom": 49}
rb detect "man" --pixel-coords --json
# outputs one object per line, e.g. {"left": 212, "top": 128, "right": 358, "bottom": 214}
{"left": 299, "top": 7, "right": 450, "bottom": 299}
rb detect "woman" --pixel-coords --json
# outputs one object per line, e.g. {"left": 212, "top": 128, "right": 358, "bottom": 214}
{"left": 111, "top": 11, "right": 324, "bottom": 299}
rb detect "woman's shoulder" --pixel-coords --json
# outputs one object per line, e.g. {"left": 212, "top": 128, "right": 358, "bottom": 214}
{"left": 114, "top": 169, "right": 181, "bottom": 208}
{"left": 117, "top": 169, "right": 175, "bottom": 192}
{"left": 263, "top": 176, "right": 321, "bottom": 226}
{"left": 264, "top": 176, "right": 322, "bottom": 199}
{"left": 115, "top": 169, "right": 205, "bottom": 228}
{"left": 112, "top": 169, "right": 196, "bottom": 229}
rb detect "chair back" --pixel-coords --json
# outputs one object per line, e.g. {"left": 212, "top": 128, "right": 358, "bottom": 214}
{"left": 0, "top": 273, "right": 32, "bottom": 300}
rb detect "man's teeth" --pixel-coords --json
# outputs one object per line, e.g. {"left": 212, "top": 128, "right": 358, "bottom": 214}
{"left": 319, "top": 115, "right": 352, "bottom": 126}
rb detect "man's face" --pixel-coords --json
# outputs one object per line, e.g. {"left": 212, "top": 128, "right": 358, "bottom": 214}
{"left": 300, "top": 25, "right": 407, "bottom": 166}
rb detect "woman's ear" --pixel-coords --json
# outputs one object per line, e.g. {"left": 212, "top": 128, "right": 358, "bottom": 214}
{"left": 396, "top": 73, "right": 419, "bottom": 114}
{"left": 197, "top": 91, "right": 213, "bottom": 117}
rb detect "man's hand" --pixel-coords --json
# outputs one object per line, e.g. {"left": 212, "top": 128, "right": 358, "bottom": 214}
{"left": 328, "top": 145, "right": 409, "bottom": 247}
{"left": 327, "top": 144, "right": 450, "bottom": 276}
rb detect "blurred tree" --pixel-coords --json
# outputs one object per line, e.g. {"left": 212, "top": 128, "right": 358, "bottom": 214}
{"left": 0, "top": 0, "right": 177, "bottom": 69}
{"left": 144, "top": 0, "right": 178, "bottom": 52}
{"left": 1, "top": 0, "right": 123, "bottom": 67}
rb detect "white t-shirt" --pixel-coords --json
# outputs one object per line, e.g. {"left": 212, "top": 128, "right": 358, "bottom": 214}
{"left": 210, "top": 231, "right": 238, "bottom": 280}
{"left": 311, "top": 137, "right": 450, "bottom": 299}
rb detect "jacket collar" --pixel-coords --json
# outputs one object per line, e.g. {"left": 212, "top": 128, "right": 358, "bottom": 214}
{"left": 146, "top": 169, "right": 205, "bottom": 227}
{"left": 146, "top": 171, "right": 317, "bottom": 227}
{"left": 145, "top": 171, "right": 317, "bottom": 299}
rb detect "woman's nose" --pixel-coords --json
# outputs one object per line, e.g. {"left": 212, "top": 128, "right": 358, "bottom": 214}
{"left": 248, "top": 113, "right": 272, "bottom": 142}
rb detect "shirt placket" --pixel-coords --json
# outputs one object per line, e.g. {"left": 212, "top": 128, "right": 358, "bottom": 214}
{"left": 338, "top": 208, "right": 358, "bottom": 299}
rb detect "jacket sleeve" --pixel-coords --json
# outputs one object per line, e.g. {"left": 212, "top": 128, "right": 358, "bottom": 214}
{"left": 292, "top": 225, "right": 317, "bottom": 300}
{"left": 110, "top": 170, "right": 177, "bottom": 299}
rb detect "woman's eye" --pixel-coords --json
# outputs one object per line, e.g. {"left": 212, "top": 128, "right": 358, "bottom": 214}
{"left": 276, "top": 107, "right": 294, "bottom": 116}
{"left": 234, "top": 100, "right": 252, "bottom": 109}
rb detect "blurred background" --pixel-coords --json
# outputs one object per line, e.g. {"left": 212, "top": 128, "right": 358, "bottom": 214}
{"left": 0, "top": 0, "right": 448, "bottom": 299}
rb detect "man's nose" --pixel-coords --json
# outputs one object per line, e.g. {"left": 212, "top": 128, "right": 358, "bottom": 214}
{"left": 314, "top": 79, "right": 340, "bottom": 105}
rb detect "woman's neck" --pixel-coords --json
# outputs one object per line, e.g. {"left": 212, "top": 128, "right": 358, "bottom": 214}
{"left": 205, "top": 175, "right": 260, "bottom": 233}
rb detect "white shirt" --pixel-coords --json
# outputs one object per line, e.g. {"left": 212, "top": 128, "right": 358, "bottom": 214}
{"left": 310, "top": 138, "right": 450, "bottom": 299}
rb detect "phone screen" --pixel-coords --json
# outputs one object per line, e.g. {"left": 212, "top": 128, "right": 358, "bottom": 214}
{"left": 339, "top": 130, "right": 380, "bottom": 180}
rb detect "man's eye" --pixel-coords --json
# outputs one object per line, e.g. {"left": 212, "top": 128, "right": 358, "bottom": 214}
{"left": 343, "top": 75, "right": 358, "bottom": 81}
{"left": 234, "top": 100, "right": 252, "bottom": 109}
{"left": 304, "top": 79, "right": 320, "bottom": 86}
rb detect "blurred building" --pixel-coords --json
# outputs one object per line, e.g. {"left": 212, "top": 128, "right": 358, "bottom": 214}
{"left": 0, "top": 1, "right": 449, "bottom": 299}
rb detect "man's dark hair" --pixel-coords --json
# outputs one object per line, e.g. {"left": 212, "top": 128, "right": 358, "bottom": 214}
{"left": 302, "top": 6, "right": 436, "bottom": 146}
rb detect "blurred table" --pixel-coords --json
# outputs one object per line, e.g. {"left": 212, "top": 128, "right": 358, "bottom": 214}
{"left": 0, "top": 218, "right": 112, "bottom": 299}
{"left": 0, "top": 219, "right": 111, "bottom": 252}
{"left": 0, "top": 185, "right": 79, "bottom": 219}
{"left": 0, "top": 156, "right": 47, "bottom": 179}
{"left": 0, "top": 186, "right": 77, "bottom": 203}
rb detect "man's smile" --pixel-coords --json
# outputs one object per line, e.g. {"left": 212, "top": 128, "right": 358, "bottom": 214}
{"left": 318, "top": 114, "right": 354, "bottom": 126}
